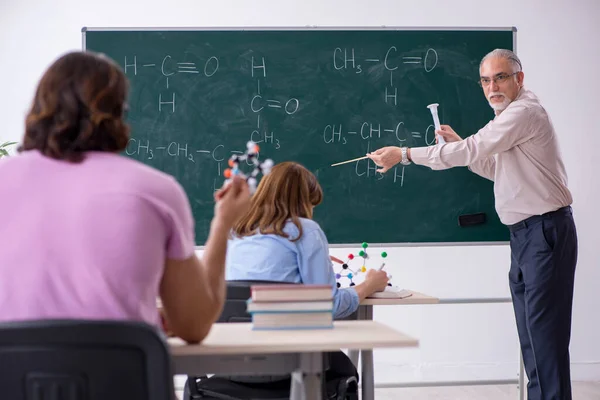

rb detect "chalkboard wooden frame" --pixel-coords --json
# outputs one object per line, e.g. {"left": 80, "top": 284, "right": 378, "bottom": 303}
{"left": 82, "top": 26, "right": 517, "bottom": 247}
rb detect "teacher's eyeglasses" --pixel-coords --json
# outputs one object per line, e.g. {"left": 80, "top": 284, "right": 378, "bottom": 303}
{"left": 478, "top": 72, "right": 519, "bottom": 87}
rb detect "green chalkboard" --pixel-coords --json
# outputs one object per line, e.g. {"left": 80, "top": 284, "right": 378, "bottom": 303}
{"left": 83, "top": 27, "right": 514, "bottom": 245}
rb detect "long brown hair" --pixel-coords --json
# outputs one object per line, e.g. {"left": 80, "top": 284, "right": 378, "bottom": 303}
{"left": 20, "top": 51, "right": 130, "bottom": 162}
{"left": 232, "top": 162, "right": 323, "bottom": 241}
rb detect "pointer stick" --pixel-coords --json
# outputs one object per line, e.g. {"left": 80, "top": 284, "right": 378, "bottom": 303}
{"left": 331, "top": 155, "right": 368, "bottom": 167}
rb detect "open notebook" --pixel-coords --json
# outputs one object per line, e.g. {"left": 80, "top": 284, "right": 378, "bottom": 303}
{"left": 368, "top": 286, "right": 413, "bottom": 299}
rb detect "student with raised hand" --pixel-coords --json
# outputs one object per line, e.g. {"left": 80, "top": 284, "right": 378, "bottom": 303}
{"left": 226, "top": 161, "right": 389, "bottom": 319}
{"left": 0, "top": 51, "right": 251, "bottom": 343}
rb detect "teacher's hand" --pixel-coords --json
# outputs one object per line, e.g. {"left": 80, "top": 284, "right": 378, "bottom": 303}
{"left": 436, "top": 124, "right": 462, "bottom": 143}
{"left": 367, "top": 146, "right": 402, "bottom": 173}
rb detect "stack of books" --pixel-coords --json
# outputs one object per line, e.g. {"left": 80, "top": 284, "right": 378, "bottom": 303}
{"left": 247, "top": 284, "right": 334, "bottom": 330}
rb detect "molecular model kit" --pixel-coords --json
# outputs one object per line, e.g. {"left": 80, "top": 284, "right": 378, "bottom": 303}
{"left": 223, "top": 141, "right": 274, "bottom": 193}
{"left": 334, "top": 242, "right": 393, "bottom": 288}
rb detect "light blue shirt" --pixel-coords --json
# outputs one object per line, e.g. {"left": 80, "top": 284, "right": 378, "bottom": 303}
{"left": 226, "top": 218, "right": 360, "bottom": 319}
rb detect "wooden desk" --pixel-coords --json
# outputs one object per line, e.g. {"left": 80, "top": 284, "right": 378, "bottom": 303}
{"left": 346, "top": 290, "right": 439, "bottom": 398}
{"left": 361, "top": 290, "right": 440, "bottom": 306}
{"left": 169, "top": 320, "right": 417, "bottom": 400}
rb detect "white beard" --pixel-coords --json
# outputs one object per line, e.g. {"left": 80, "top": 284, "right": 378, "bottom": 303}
{"left": 487, "top": 92, "right": 512, "bottom": 112}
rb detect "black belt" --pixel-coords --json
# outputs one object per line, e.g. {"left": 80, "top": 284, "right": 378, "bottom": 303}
{"left": 507, "top": 206, "right": 572, "bottom": 233}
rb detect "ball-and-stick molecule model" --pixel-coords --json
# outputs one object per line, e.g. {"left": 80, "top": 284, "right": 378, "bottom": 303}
{"left": 223, "top": 141, "right": 274, "bottom": 193}
{"left": 334, "top": 242, "right": 392, "bottom": 288}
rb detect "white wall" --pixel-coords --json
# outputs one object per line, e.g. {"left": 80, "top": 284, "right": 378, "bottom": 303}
{"left": 2, "top": 0, "right": 598, "bottom": 384}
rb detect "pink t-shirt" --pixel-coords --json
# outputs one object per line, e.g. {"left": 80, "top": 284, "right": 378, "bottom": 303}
{"left": 0, "top": 150, "right": 195, "bottom": 326}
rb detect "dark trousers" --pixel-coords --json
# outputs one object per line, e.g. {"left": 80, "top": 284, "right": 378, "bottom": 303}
{"left": 508, "top": 206, "right": 578, "bottom": 400}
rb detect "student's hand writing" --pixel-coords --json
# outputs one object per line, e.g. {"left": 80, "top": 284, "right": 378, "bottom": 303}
{"left": 436, "top": 125, "right": 462, "bottom": 143}
{"left": 213, "top": 176, "right": 251, "bottom": 228}
{"left": 364, "top": 269, "right": 389, "bottom": 293}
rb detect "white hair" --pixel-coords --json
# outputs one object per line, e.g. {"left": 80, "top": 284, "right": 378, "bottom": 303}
{"left": 480, "top": 49, "right": 522, "bottom": 73}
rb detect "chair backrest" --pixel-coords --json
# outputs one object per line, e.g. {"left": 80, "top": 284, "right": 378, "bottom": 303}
{"left": 0, "top": 319, "right": 174, "bottom": 400}
{"left": 219, "top": 280, "right": 298, "bottom": 323}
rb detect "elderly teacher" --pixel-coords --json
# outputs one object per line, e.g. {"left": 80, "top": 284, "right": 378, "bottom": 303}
{"left": 367, "top": 49, "right": 577, "bottom": 400}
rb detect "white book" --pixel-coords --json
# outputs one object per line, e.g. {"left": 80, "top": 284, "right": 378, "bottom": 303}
{"left": 247, "top": 299, "right": 333, "bottom": 313}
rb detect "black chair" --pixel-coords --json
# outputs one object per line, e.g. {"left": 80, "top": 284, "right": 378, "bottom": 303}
{"left": 183, "top": 280, "right": 358, "bottom": 400}
{"left": 219, "top": 280, "right": 284, "bottom": 323}
{"left": 0, "top": 319, "right": 174, "bottom": 400}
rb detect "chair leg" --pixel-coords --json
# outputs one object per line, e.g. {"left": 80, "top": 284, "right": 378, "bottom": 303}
{"left": 336, "top": 376, "right": 358, "bottom": 400}
{"left": 186, "top": 376, "right": 248, "bottom": 400}
{"left": 185, "top": 376, "right": 207, "bottom": 400}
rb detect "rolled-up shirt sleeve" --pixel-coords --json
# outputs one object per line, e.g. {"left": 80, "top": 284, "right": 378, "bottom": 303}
{"left": 411, "top": 104, "right": 533, "bottom": 170}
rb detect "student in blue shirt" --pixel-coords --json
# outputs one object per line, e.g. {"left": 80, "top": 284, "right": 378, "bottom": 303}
{"left": 226, "top": 161, "right": 389, "bottom": 319}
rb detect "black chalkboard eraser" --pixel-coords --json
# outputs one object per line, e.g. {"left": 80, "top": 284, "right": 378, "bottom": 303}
{"left": 458, "top": 213, "right": 486, "bottom": 227}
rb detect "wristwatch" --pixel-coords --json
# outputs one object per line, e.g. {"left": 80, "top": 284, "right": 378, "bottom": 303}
{"left": 400, "top": 147, "right": 411, "bottom": 165}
